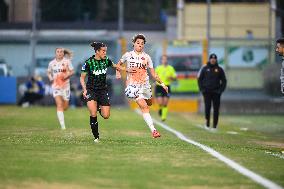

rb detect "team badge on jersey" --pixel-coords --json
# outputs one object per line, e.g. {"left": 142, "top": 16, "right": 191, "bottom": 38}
{"left": 81, "top": 63, "right": 86, "bottom": 71}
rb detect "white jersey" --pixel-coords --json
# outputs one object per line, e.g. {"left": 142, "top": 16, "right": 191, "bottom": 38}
{"left": 120, "top": 50, "right": 153, "bottom": 85}
{"left": 47, "top": 58, "right": 74, "bottom": 89}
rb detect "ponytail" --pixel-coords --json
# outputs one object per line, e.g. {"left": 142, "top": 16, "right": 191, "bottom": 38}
{"left": 63, "top": 48, "right": 73, "bottom": 59}
{"left": 55, "top": 47, "right": 73, "bottom": 59}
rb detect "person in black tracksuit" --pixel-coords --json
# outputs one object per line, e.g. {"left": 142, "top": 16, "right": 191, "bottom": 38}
{"left": 198, "top": 53, "right": 227, "bottom": 129}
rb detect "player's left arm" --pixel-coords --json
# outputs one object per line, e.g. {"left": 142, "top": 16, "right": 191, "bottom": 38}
{"left": 111, "top": 61, "right": 125, "bottom": 71}
{"left": 148, "top": 55, "right": 168, "bottom": 93}
{"left": 112, "top": 62, "right": 135, "bottom": 72}
{"left": 219, "top": 67, "right": 227, "bottom": 93}
{"left": 63, "top": 60, "right": 74, "bottom": 80}
{"left": 106, "top": 58, "right": 126, "bottom": 71}
{"left": 169, "top": 67, "right": 177, "bottom": 81}
{"left": 150, "top": 68, "right": 168, "bottom": 93}
{"left": 112, "top": 60, "right": 137, "bottom": 80}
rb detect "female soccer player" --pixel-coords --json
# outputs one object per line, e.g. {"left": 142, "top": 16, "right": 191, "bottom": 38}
{"left": 80, "top": 42, "right": 122, "bottom": 143}
{"left": 116, "top": 34, "right": 168, "bottom": 138}
{"left": 155, "top": 55, "right": 176, "bottom": 121}
{"left": 47, "top": 48, "right": 74, "bottom": 130}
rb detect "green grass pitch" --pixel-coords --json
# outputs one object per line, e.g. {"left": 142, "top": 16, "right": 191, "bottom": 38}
{"left": 0, "top": 106, "right": 283, "bottom": 189}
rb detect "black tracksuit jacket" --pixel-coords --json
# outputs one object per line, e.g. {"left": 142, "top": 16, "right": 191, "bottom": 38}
{"left": 197, "top": 62, "right": 227, "bottom": 94}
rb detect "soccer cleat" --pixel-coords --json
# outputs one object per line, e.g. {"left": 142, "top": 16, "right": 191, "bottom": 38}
{"left": 22, "top": 102, "right": 30, "bottom": 108}
{"left": 94, "top": 138, "right": 99, "bottom": 143}
{"left": 152, "top": 130, "right": 161, "bottom": 138}
{"left": 204, "top": 125, "right": 210, "bottom": 130}
{"left": 210, "top": 127, "right": 218, "bottom": 133}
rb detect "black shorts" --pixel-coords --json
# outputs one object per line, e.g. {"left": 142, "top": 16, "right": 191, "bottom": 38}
{"left": 155, "top": 85, "right": 171, "bottom": 98}
{"left": 85, "top": 89, "right": 110, "bottom": 106}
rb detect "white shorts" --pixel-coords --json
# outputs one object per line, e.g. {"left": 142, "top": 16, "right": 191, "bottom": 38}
{"left": 125, "top": 84, "right": 152, "bottom": 100}
{"left": 52, "top": 87, "right": 70, "bottom": 101}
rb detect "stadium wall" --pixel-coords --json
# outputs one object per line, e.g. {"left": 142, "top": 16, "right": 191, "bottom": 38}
{"left": 179, "top": 2, "right": 275, "bottom": 40}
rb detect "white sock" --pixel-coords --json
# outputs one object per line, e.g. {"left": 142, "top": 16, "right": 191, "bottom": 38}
{"left": 57, "top": 111, "right": 66, "bottom": 130}
{"left": 142, "top": 113, "right": 156, "bottom": 132}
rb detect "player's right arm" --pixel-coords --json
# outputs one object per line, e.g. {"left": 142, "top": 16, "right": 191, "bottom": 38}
{"left": 47, "top": 62, "right": 53, "bottom": 82}
{"left": 115, "top": 60, "right": 124, "bottom": 79}
{"left": 115, "top": 52, "right": 136, "bottom": 79}
{"left": 116, "top": 52, "right": 128, "bottom": 79}
{"left": 80, "top": 61, "right": 89, "bottom": 98}
{"left": 169, "top": 66, "right": 177, "bottom": 81}
{"left": 80, "top": 73, "right": 87, "bottom": 98}
{"left": 115, "top": 60, "right": 137, "bottom": 79}
{"left": 197, "top": 66, "right": 206, "bottom": 92}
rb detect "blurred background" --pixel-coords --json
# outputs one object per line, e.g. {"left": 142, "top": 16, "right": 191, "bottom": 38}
{"left": 0, "top": 0, "right": 283, "bottom": 113}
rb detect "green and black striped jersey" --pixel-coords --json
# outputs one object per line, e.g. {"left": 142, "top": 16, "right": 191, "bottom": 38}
{"left": 81, "top": 56, "right": 113, "bottom": 90}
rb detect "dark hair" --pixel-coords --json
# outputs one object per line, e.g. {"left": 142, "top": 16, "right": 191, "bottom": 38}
{"left": 132, "top": 34, "right": 146, "bottom": 44}
{"left": 160, "top": 54, "right": 167, "bottom": 61}
{"left": 276, "top": 38, "right": 284, "bottom": 45}
{"left": 90, "top": 42, "right": 107, "bottom": 52}
{"left": 209, "top": 53, "right": 217, "bottom": 60}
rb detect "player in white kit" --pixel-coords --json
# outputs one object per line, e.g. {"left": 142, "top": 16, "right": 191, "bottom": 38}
{"left": 47, "top": 48, "right": 74, "bottom": 130}
{"left": 116, "top": 34, "right": 168, "bottom": 138}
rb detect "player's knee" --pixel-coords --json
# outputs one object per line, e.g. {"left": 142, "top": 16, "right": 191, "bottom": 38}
{"left": 102, "top": 114, "right": 110, "bottom": 119}
{"left": 57, "top": 107, "right": 64, "bottom": 111}
{"left": 90, "top": 112, "right": 97, "bottom": 117}
{"left": 64, "top": 105, "right": 69, "bottom": 111}
{"left": 140, "top": 105, "right": 149, "bottom": 112}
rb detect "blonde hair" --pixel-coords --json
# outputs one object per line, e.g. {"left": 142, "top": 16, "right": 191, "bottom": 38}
{"left": 55, "top": 48, "right": 73, "bottom": 59}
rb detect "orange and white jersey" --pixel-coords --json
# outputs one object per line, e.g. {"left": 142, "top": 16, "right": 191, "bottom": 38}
{"left": 47, "top": 58, "right": 74, "bottom": 89}
{"left": 120, "top": 51, "right": 153, "bottom": 85}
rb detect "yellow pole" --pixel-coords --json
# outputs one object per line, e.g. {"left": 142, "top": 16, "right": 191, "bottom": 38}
{"left": 119, "top": 37, "right": 127, "bottom": 79}
{"left": 162, "top": 39, "right": 168, "bottom": 55}
{"left": 202, "top": 39, "right": 208, "bottom": 65}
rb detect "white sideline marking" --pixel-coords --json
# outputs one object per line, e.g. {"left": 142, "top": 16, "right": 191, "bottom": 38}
{"left": 240, "top": 127, "right": 249, "bottom": 131}
{"left": 265, "top": 151, "right": 284, "bottom": 159}
{"left": 227, "top": 131, "right": 239, "bottom": 135}
{"left": 135, "top": 110, "right": 283, "bottom": 189}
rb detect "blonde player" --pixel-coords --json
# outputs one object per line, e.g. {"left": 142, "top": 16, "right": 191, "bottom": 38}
{"left": 47, "top": 48, "right": 74, "bottom": 130}
{"left": 116, "top": 34, "right": 168, "bottom": 138}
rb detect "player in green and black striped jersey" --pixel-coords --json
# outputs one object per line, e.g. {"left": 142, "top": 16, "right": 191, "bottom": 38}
{"left": 82, "top": 54, "right": 113, "bottom": 91}
{"left": 80, "top": 42, "right": 123, "bottom": 143}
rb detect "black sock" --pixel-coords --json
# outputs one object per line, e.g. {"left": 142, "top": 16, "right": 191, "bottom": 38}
{"left": 90, "top": 116, "right": 99, "bottom": 139}
{"left": 98, "top": 107, "right": 103, "bottom": 117}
